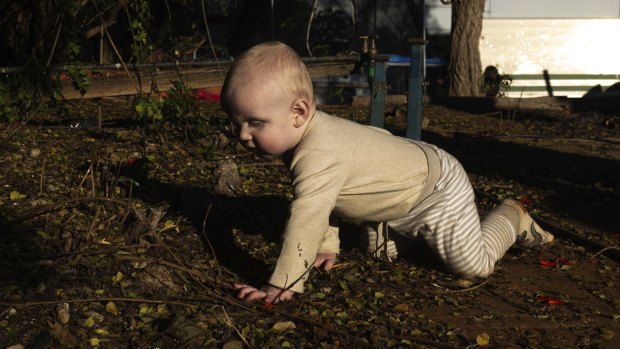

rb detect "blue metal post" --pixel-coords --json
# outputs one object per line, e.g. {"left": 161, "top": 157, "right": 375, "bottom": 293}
{"left": 406, "top": 39, "right": 426, "bottom": 140}
{"left": 369, "top": 55, "right": 389, "bottom": 129}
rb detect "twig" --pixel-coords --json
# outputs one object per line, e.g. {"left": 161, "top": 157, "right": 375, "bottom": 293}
{"left": 77, "top": 163, "right": 93, "bottom": 194}
{"left": 199, "top": 0, "right": 224, "bottom": 84}
{"left": 221, "top": 305, "right": 251, "bottom": 348}
{"left": 4, "top": 196, "right": 136, "bottom": 228}
{"left": 445, "top": 279, "right": 490, "bottom": 293}
{"left": 46, "top": 15, "right": 63, "bottom": 67}
{"left": 589, "top": 246, "right": 620, "bottom": 260}
{"left": 39, "top": 155, "right": 47, "bottom": 194}
{"left": 201, "top": 203, "right": 222, "bottom": 280}
{"left": 0, "top": 297, "right": 198, "bottom": 309}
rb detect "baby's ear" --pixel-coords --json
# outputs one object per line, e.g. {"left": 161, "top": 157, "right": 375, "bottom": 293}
{"left": 291, "top": 98, "right": 312, "bottom": 128}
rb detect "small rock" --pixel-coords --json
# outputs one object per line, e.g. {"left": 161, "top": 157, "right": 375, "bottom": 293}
{"left": 213, "top": 159, "right": 241, "bottom": 197}
{"left": 30, "top": 148, "right": 42, "bottom": 158}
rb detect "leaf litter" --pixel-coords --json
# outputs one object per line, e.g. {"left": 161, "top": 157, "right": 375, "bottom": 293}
{"left": 0, "top": 101, "right": 619, "bottom": 348}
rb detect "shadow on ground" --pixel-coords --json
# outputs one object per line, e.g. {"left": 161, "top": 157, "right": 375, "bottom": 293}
{"left": 422, "top": 130, "right": 619, "bottom": 233}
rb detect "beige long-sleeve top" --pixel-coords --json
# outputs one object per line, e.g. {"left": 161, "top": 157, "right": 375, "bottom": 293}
{"left": 269, "top": 111, "right": 440, "bottom": 292}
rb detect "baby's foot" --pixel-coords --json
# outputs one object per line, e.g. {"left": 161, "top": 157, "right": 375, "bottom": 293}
{"left": 503, "top": 199, "right": 554, "bottom": 247}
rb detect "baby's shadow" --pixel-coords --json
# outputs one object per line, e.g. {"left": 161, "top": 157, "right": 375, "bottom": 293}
{"left": 171, "top": 186, "right": 289, "bottom": 285}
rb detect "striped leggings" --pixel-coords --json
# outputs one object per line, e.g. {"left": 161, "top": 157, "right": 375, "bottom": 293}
{"left": 373, "top": 144, "right": 519, "bottom": 277}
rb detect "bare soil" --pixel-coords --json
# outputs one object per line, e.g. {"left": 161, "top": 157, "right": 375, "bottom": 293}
{"left": 1, "top": 99, "right": 619, "bottom": 348}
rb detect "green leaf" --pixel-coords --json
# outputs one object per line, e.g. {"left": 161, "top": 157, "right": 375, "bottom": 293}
{"left": 84, "top": 316, "right": 95, "bottom": 328}
{"left": 105, "top": 302, "right": 118, "bottom": 315}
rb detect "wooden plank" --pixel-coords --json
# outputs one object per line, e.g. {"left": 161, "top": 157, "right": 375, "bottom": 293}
{"left": 58, "top": 61, "right": 356, "bottom": 100}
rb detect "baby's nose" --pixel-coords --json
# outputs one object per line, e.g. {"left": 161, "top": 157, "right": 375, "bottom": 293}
{"left": 239, "top": 126, "right": 252, "bottom": 142}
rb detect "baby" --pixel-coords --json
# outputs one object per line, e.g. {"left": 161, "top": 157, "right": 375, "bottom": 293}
{"left": 220, "top": 41, "right": 554, "bottom": 304}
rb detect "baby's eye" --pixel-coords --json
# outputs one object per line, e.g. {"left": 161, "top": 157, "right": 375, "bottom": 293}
{"left": 248, "top": 120, "right": 264, "bottom": 128}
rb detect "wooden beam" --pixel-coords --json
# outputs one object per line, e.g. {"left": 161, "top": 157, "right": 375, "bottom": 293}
{"left": 58, "top": 61, "right": 356, "bottom": 100}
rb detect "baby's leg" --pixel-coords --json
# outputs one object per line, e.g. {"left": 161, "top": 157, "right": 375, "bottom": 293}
{"left": 360, "top": 222, "right": 416, "bottom": 261}
{"left": 412, "top": 149, "right": 517, "bottom": 277}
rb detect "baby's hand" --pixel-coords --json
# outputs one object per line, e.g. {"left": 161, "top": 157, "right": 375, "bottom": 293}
{"left": 234, "top": 283, "right": 295, "bottom": 304}
{"left": 313, "top": 252, "right": 337, "bottom": 271}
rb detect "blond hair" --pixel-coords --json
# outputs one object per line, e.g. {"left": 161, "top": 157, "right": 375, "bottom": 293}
{"left": 221, "top": 41, "right": 314, "bottom": 113}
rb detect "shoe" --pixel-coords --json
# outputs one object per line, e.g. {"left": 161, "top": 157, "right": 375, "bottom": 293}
{"left": 361, "top": 222, "right": 399, "bottom": 261}
{"left": 503, "top": 199, "right": 554, "bottom": 247}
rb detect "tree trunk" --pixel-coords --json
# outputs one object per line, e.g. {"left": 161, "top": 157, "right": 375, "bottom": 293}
{"left": 448, "top": 0, "right": 485, "bottom": 96}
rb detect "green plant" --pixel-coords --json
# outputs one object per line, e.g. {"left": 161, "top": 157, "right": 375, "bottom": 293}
{"left": 163, "top": 80, "right": 199, "bottom": 121}
{"left": 0, "top": 75, "right": 36, "bottom": 122}
{"left": 133, "top": 95, "right": 164, "bottom": 122}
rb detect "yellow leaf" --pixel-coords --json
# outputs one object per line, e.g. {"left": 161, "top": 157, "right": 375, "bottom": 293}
{"left": 105, "top": 302, "right": 118, "bottom": 315}
{"left": 139, "top": 305, "right": 150, "bottom": 316}
{"left": 157, "top": 304, "right": 168, "bottom": 315}
{"left": 97, "top": 239, "right": 112, "bottom": 245}
{"left": 94, "top": 328, "right": 110, "bottom": 336}
{"left": 89, "top": 337, "right": 100, "bottom": 346}
{"left": 111, "top": 271, "right": 123, "bottom": 283}
{"left": 164, "top": 220, "right": 175, "bottom": 227}
{"left": 94, "top": 289, "right": 105, "bottom": 295}
{"left": 476, "top": 332, "right": 491, "bottom": 346}
{"left": 272, "top": 321, "right": 296, "bottom": 332}
{"left": 84, "top": 316, "right": 95, "bottom": 328}
{"left": 9, "top": 191, "right": 22, "bottom": 200}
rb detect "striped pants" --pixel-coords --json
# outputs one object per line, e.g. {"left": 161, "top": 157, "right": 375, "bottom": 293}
{"left": 369, "top": 143, "right": 519, "bottom": 277}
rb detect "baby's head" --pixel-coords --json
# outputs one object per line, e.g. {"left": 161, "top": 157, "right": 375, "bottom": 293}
{"left": 220, "top": 42, "right": 316, "bottom": 158}
{"left": 221, "top": 41, "right": 315, "bottom": 115}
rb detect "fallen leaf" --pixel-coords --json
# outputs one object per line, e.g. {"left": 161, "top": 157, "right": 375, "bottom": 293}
{"left": 84, "top": 316, "right": 95, "bottom": 328}
{"left": 476, "top": 332, "right": 490, "bottom": 346}
{"left": 57, "top": 303, "right": 70, "bottom": 324}
{"left": 272, "top": 321, "right": 296, "bottom": 332}
{"left": 394, "top": 303, "right": 411, "bottom": 314}
{"left": 105, "top": 302, "right": 119, "bottom": 315}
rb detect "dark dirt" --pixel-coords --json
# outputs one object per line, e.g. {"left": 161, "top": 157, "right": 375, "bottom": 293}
{"left": 1, "top": 99, "right": 619, "bottom": 348}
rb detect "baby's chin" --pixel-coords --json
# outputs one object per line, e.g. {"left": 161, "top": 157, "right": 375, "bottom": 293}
{"left": 257, "top": 153, "right": 279, "bottom": 160}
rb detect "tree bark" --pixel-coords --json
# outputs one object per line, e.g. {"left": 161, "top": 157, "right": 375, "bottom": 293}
{"left": 448, "top": 0, "right": 485, "bottom": 96}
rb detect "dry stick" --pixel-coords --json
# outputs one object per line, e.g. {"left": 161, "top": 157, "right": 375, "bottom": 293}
{"left": 77, "top": 163, "right": 93, "bottom": 194}
{"left": 115, "top": 255, "right": 221, "bottom": 286}
{"left": 5, "top": 196, "right": 135, "bottom": 228}
{"left": 0, "top": 297, "right": 197, "bottom": 310}
{"left": 90, "top": 0, "right": 136, "bottom": 91}
{"left": 199, "top": 0, "right": 224, "bottom": 84}
{"left": 445, "top": 279, "right": 490, "bottom": 293}
{"left": 90, "top": 162, "right": 96, "bottom": 197}
{"left": 46, "top": 15, "right": 63, "bottom": 67}
{"left": 147, "top": 221, "right": 219, "bottom": 298}
{"left": 39, "top": 155, "right": 48, "bottom": 194}
{"left": 201, "top": 203, "right": 222, "bottom": 280}
{"left": 589, "top": 246, "right": 620, "bottom": 260}
{"left": 221, "top": 305, "right": 251, "bottom": 348}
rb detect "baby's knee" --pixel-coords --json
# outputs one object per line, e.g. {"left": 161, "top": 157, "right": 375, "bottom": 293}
{"left": 451, "top": 259, "right": 495, "bottom": 279}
